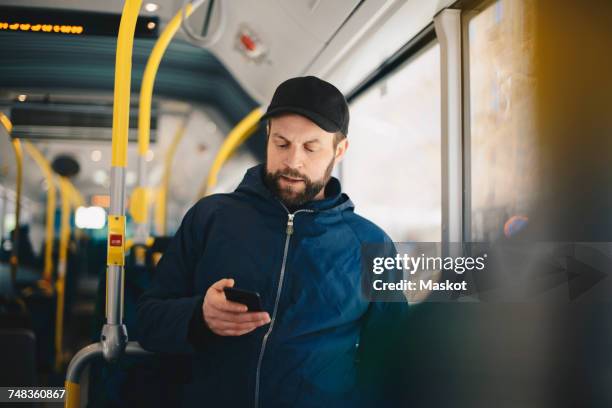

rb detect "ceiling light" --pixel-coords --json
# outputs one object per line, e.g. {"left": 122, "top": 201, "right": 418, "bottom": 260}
{"left": 147, "top": 21, "right": 156, "bottom": 30}
{"left": 17, "top": 94, "right": 27, "bottom": 102}
{"left": 90, "top": 149, "right": 102, "bottom": 162}
{"left": 144, "top": 3, "right": 159, "bottom": 12}
{"left": 75, "top": 206, "right": 106, "bottom": 229}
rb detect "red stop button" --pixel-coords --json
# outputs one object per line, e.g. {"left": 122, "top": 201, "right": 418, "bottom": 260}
{"left": 109, "top": 234, "right": 123, "bottom": 247}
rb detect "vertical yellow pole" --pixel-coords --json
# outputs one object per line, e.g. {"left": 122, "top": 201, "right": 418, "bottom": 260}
{"left": 154, "top": 122, "right": 187, "bottom": 236}
{"left": 54, "top": 177, "right": 71, "bottom": 371}
{"left": 23, "top": 142, "right": 57, "bottom": 284}
{"left": 65, "top": 1, "right": 142, "bottom": 405}
{"left": 1, "top": 113, "right": 23, "bottom": 286}
{"left": 9, "top": 138, "right": 22, "bottom": 286}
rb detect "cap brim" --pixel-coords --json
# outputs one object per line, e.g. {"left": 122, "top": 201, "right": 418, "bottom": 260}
{"left": 260, "top": 107, "right": 341, "bottom": 133}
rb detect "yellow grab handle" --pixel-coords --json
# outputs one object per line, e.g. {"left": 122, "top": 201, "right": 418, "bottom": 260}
{"left": 199, "top": 108, "right": 263, "bottom": 197}
{"left": 54, "top": 177, "right": 72, "bottom": 371}
{"left": 138, "top": 2, "right": 195, "bottom": 155}
{"left": 64, "top": 179, "right": 85, "bottom": 208}
{"left": 154, "top": 186, "right": 167, "bottom": 236}
{"left": 0, "top": 112, "right": 12, "bottom": 133}
{"left": 2, "top": 114, "right": 23, "bottom": 282}
{"left": 129, "top": 186, "right": 150, "bottom": 223}
{"left": 23, "top": 142, "right": 57, "bottom": 282}
{"left": 111, "top": 0, "right": 143, "bottom": 167}
{"left": 154, "top": 121, "right": 187, "bottom": 235}
{"left": 64, "top": 381, "right": 80, "bottom": 408}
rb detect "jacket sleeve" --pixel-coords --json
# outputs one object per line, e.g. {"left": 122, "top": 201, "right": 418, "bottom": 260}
{"left": 135, "top": 201, "right": 218, "bottom": 354}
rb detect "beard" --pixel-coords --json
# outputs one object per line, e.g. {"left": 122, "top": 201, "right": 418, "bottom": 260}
{"left": 264, "top": 156, "right": 335, "bottom": 209}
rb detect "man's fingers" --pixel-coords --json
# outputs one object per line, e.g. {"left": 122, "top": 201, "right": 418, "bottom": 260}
{"left": 208, "top": 308, "right": 270, "bottom": 324}
{"left": 204, "top": 279, "right": 268, "bottom": 337}
{"left": 212, "top": 298, "right": 255, "bottom": 313}
{"left": 210, "top": 278, "right": 234, "bottom": 291}
{"left": 209, "top": 319, "right": 265, "bottom": 331}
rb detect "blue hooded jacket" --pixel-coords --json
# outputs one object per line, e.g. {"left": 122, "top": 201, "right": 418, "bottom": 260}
{"left": 135, "top": 164, "right": 408, "bottom": 408}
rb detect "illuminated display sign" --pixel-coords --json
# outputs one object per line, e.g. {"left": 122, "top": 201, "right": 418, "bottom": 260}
{"left": 0, "top": 22, "right": 83, "bottom": 35}
{"left": 0, "top": 6, "right": 158, "bottom": 38}
{"left": 91, "top": 195, "right": 111, "bottom": 208}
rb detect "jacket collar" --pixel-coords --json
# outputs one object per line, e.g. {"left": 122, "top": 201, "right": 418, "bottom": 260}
{"left": 235, "top": 164, "right": 354, "bottom": 213}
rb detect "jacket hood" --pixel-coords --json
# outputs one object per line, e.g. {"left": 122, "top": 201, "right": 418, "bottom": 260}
{"left": 235, "top": 164, "right": 354, "bottom": 213}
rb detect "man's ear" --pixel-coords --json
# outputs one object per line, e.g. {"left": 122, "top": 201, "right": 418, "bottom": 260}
{"left": 334, "top": 138, "right": 349, "bottom": 163}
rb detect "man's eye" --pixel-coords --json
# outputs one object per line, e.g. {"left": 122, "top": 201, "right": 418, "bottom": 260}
{"left": 277, "top": 144, "right": 288, "bottom": 149}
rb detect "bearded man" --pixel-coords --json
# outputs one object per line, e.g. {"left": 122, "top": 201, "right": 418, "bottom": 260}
{"left": 136, "top": 76, "right": 408, "bottom": 408}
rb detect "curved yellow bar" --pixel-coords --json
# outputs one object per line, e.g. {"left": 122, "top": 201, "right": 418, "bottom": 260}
{"left": 9, "top": 139, "right": 22, "bottom": 280}
{"left": 111, "top": 0, "right": 142, "bottom": 167}
{"left": 1, "top": 112, "right": 24, "bottom": 282}
{"left": 64, "top": 381, "right": 80, "bottom": 408}
{"left": 198, "top": 108, "right": 263, "bottom": 197}
{"left": 55, "top": 177, "right": 71, "bottom": 372}
{"left": 0, "top": 112, "right": 12, "bottom": 133}
{"left": 23, "top": 142, "right": 57, "bottom": 283}
{"left": 64, "top": 179, "right": 85, "bottom": 208}
{"left": 129, "top": 186, "right": 150, "bottom": 223}
{"left": 135, "top": 2, "right": 201, "bottom": 240}
{"left": 155, "top": 122, "right": 187, "bottom": 235}
{"left": 154, "top": 186, "right": 166, "bottom": 236}
{"left": 138, "top": 2, "right": 194, "bottom": 156}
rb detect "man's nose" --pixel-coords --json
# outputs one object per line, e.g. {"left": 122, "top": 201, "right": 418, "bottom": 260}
{"left": 283, "top": 146, "right": 304, "bottom": 169}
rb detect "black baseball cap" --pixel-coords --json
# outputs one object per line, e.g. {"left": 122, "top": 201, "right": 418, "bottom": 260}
{"left": 261, "top": 76, "right": 350, "bottom": 136}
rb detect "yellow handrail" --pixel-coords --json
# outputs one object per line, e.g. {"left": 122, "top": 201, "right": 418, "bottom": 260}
{"left": 64, "top": 179, "right": 85, "bottom": 209}
{"left": 0, "top": 113, "right": 22, "bottom": 285}
{"left": 23, "top": 142, "right": 57, "bottom": 283}
{"left": 197, "top": 108, "right": 263, "bottom": 197}
{"left": 134, "top": 1, "right": 201, "bottom": 242}
{"left": 111, "top": 3, "right": 141, "bottom": 168}
{"left": 138, "top": 2, "right": 195, "bottom": 157}
{"left": 10, "top": 139, "right": 22, "bottom": 284}
{"left": 55, "top": 176, "right": 71, "bottom": 372}
{"left": 65, "top": 0, "right": 143, "bottom": 405}
{"left": 154, "top": 121, "right": 188, "bottom": 236}
{"left": 0, "top": 112, "right": 11, "bottom": 133}
{"left": 64, "top": 179, "right": 86, "bottom": 244}
{"left": 53, "top": 175, "right": 83, "bottom": 371}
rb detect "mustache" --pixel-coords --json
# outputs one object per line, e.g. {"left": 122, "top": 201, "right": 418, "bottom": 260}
{"left": 275, "top": 168, "right": 310, "bottom": 182}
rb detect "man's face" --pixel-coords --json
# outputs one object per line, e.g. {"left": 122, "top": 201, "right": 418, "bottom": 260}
{"left": 264, "top": 113, "right": 348, "bottom": 208}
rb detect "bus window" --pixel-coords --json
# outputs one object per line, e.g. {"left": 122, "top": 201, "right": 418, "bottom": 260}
{"left": 466, "top": 0, "right": 538, "bottom": 241}
{"left": 345, "top": 42, "right": 441, "bottom": 242}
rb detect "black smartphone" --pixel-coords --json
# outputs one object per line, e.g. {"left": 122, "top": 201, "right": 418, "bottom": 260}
{"left": 223, "top": 287, "right": 264, "bottom": 312}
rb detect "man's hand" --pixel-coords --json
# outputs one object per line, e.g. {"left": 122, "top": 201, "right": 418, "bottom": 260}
{"left": 203, "top": 278, "right": 271, "bottom": 336}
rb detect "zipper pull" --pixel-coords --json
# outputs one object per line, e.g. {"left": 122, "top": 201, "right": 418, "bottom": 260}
{"left": 286, "top": 214, "right": 294, "bottom": 235}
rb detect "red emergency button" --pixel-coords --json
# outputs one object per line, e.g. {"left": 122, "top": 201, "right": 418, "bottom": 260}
{"left": 240, "top": 34, "right": 256, "bottom": 51}
{"left": 109, "top": 234, "right": 123, "bottom": 247}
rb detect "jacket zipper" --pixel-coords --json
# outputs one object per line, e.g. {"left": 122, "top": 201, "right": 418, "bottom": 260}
{"left": 254, "top": 205, "right": 313, "bottom": 408}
